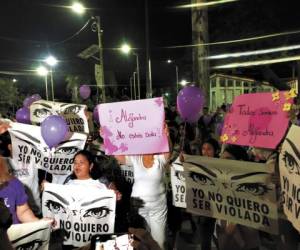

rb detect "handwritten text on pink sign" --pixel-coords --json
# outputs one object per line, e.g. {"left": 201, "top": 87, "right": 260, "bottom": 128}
{"left": 98, "top": 97, "right": 169, "bottom": 155}
{"left": 221, "top": 91, "right": 293, "bottom": 149}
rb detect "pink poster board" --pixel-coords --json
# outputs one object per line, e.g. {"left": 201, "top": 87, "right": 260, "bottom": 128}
{"left": 221, "top": 90, "right": 294, "bottom": 149}
{"left": 98, "top": 97, "right": 169, "bottom": 155}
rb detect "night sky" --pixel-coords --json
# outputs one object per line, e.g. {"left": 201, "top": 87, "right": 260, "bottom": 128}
{"left": 0, "top": 0, "right": 300, "bottom": 99}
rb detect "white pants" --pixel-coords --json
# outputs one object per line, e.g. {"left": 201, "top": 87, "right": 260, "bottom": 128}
{"left": 137, "top": 194, "right": 167, "bottom": 249}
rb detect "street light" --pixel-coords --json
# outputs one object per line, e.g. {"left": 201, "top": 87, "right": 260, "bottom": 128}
{"left": 167, "top": 59, "right": 179, "bottom": 93}
{"left": 44, "top": 55, "right": 58, "bottom": 101}
{"left": 36, "top": 66, "right": 49, "bottom": 100}
{"left": 180, "top": 79, "right": 188, "bottom": 87}
{"left": 71, "top": 2, "right": 85, "bottom": 15}
{"left": 71, "top": 2, "right": 105, "bottom": 102}
{"left": 12, "top": 78, "right": 17, "bottom": 83}
{"left": 120, "top": 43, "right": 140, "bottom": 99}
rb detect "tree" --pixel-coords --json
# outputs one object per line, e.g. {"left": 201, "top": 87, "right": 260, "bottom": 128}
{"left": 0, "top": 78, "right": 21, "bottom": 117}
{"left": 65, "top": 74, "right": 91, "bottom": 104}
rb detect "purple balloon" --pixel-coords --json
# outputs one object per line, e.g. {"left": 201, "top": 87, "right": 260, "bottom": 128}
{"left": 23, "top": 96, "right": 33, "bottom": 108}
{"left": 177, "top": 86, "right": 204, "bottom": 124}
{"left": 41, "top": 115, "right": 68, "bottom": 149}
{"left": 31, "top": 94, "right": 42, "bottom": 102}
{"left": 16, "top": 107, "right": 31, "bottom": 124}
{"left": 79, "top": 85, "right": 91, "bottom": 100}
{"left": 93, "top": 105, "right": 100, "bottom": 124}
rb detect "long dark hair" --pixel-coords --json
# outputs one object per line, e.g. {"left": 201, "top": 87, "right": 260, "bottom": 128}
{"left": 63, "top": 150, "right": 94, "bottom": 184}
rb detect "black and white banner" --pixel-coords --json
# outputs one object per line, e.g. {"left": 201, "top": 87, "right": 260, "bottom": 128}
{"left": 42, "top": 183, "right": 116, "bottom": 247}
{"left": 171, "top": 159, "right": 186, "bottom": 208}
{"left": 184, "top": 155, "right": 278, "bottom": 234}
{"left": 30, "top": 100, "right": 89, "bottom": 134}
{"left": 9, "top": 122, "right": 87, "bottom": 179}
{"left": 7, "top": 220, "right": 52, "bottom": 250}
{"left": 279, "top": 124, "right": 300, "bottom": 232}
{"left": 120, "top": 164, "right": 134, "bottom": 185}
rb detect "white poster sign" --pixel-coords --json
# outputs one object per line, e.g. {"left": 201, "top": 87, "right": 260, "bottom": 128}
{"left": 42, "top": 183, "right": 116, "bottom": 247}
{"left": 9, "top": 122, "right": 87, "bottom": 179}
{"left": 30, "top": 100, "right": 89, "bottom": 134}
{"left": 279, "top": 124, "right": 300, "bottom": 232}
{"left": 184, "top": 155, "right": 278, "bottom": 234}
{"left": 7, "top": 220, "right": 51, "bottom": 250}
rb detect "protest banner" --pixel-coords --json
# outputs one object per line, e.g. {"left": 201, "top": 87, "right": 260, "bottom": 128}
{"left": 9, "top": 122, "right": 87, "bottom": 181}
{"left": 30, "top": 100, "right": 89, "bottom": 133}
{"left": 98, "top": 97, "right": 169, "bottom": 155}
{"left": 7, "top": 220, "right": 52, "bottom": 250}
{"left": 120, "top": 164, "right": 134, "bottom": 184}
{"left": 42, "top": 183, "right": 116, "bottom": 247}
{"left": 279, "top": 124, "right": 300, "bottom": 232}
{"left": 171, "top": 159, "right": 186, "bottom": 208}
{"left": 221, "top": 90, "right": 295, "bottom": 149}
{"left": 184, "top": 155, "right": 278, "bottom": 234}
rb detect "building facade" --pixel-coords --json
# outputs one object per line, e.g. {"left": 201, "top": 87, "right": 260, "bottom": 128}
{"left": 209, "top": 73, "right": 275, "bottom": 111}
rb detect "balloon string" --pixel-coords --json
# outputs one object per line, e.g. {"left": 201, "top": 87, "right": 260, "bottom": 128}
{"left": 179, "top": 122, "right": 187, "bottom": 153}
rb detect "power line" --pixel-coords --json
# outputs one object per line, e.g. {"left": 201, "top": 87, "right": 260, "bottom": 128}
{"left": 163, "top": 30, "right": 300, "bottom": 49}
{"left": 213, "top": 54, "right": 300, "bottom": 69}
{"left": 205, "top": 43, "right": 300, "bottom": 60}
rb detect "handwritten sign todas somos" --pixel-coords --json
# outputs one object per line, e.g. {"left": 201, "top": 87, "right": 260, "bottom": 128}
{"left": 98, "top": 97, "right": 169, "bottom": 155}
{"left": 221, "top": 90, "right": 295, "bottom": 149}
{"left": 279, "top": 125, "right": 300, "bottom": 232}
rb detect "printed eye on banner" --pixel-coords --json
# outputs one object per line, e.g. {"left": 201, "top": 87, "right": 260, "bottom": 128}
{"left": 186, "top": 161, "right": 273, "bottom": 197}
{"left": 282, "top": 138, "right": 300, "bottom": 175}
{"left": 10, "top": 226, "right": 49, "bottom": 250}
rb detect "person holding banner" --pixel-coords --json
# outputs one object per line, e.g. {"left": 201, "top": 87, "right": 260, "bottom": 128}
{"left": 109, "top": 131, "right": 170, "bottom": 249}
{"left": 217, "top": 144, "right": 260, "bottom": 250}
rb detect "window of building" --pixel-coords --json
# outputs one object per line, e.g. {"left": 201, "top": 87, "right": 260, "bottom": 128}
{"left": 227, "top": 79, "right": 233, "bottom": 87}
{"left": 235, "top": 80, "right": 241, "bottom": 87}
{"left": 244, "top": 89, "right": 249, "bottom": 94}
{"left": 219, "top": 78, "right": 225, "bottom": 87}
{"left": 243, "top": 81, "right": 249, "bottom": 87}
{"left": 211, "top": 78, "right": 216, "bottom": 88}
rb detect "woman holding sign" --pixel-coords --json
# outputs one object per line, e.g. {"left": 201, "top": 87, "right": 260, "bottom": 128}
{"left": 106, "top": 127, "right": 170, "bottom": 250}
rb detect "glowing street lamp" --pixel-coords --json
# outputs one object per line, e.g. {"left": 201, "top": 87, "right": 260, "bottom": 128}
{"left": 36, "top": 66, "right": 49, "bottom": 100}
{"left": 120, "top": 43, "right": 140, "bottom": 99}
{"left": 120, "top": 44, "right": 132, "bottom": 54}
{"left": 180, "top": 79, "right": 188, "bottom": 86}
{"left": 44, "top": 55, "right": 58, "bottom": 101}
{"left": 71, "top": 2, "right": 86, "bottom": 15}
{"left": 167, "top": 59, "right": 179, "bottom": 92}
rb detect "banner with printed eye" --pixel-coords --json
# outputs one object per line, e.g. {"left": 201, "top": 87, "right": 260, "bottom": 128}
{"left": 184, "top": 155, "right": 278, "bottom": 234}
{"left": 120, "top": 164, "right": 134, "bottom": 185}
{"left": 30, "top": 100, "right": 89, "bottom": 134}
{"left": 9, "top": 122, "right": 87, "bottom": 180}
{"left": 279, "top": 124, "right": 300, "bottom": 232}
{"left": 7, "top": 220, "right": 52, "bottom": 250}
{"left": 42, "top": 183, "right": 116, "bottom": 247}
{"left": 171, "top": 159, "right": 186, "bottom": 208}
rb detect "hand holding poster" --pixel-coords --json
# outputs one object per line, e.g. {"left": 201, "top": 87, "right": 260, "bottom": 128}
{"left": 221, "top": 90, "right": 294, "bottom": 149}
{"left": 184, "top": 155, "right": 278, "bottom": 234}
{"left": 98, "top": 97, "right": 169, "bottom": 155}
{"left": 279, "top": 124, "right": 300, "bottom": 232}
{"left": 9, "top": 122, "right": 87, "bottom": 178}
{"left": 30, "top": 100, "right": 89, "bottom": 134}
{"left": 171, "top": 159, "right": 186, "bottom": 208}
{"left": 42, "top": 183, "right": 116, "bottom": 247}
{"left": 7, "top": 220, "right": 52, "bottom": 250}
